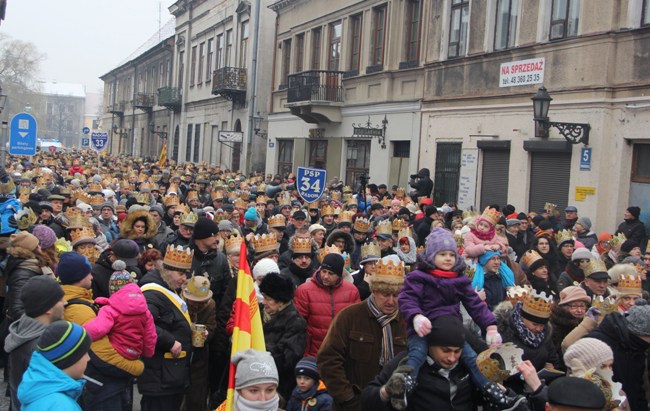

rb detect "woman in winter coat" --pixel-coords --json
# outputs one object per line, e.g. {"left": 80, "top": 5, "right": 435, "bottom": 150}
{"left": 530, "top": 235, "right": 561, "bottom": 285}
{"left": 3, "top": 232, "right": 52, "bottom": 323}
{"left": 493, "top": 299, "right": 560, "bottom": 394}
{"left": 520, "top": 250, "right": 557, "bottom": 300}
{"left": 549, "top": 286, "right": 591, "bottom": 370}
{"left": 138, "top": 246, "right": 193, "bottom": 411}
{"left": 294, "top": 253, "right": 360, "bottom": 357}
{"left": 119, "top": 209, "right": 159, "bottom": 252}
{"left": 259, "top": 273, "right": 307, "bottom": 401}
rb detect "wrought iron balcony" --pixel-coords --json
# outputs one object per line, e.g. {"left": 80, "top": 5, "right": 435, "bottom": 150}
{"left": 106, "top": 101, "right": 125, "bottom": 115}
{"left": 134, "top": 93, "right": 154, "bottom": 111}
{"left": 287, "top": 70, "right": 344, "bottom": 104}
{"left": 212, "top": 67, "right": 247, "bottom": 103}
{"left": 157, "top": 87, "right": 182, "bottom": 112}
{"left": 285, "top": 70, "right": 344, "bottom": 124}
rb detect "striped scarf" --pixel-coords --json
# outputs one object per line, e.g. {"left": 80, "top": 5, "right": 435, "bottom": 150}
{"left": 367, "top": 295, "right": 399, "bottom": 366}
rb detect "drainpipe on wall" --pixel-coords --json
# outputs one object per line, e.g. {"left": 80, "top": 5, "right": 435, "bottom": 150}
{"left": 245, "top": 0, "right": 261, "bottom": 174}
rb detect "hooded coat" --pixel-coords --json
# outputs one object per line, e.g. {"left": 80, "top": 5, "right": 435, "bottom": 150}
{"left": 408, "top": 168, "right": 433, "bottom": 199}
{"left": 294, "top": 270, "right": 360, "bottom": 356}
{"left": 325, "top": 229, "right": 356, "bottom": 255}
{"left": 3, "top": 246, "right": 46, "bottom": 322}
{"left": 5, "top": 315, "right": 48, "bottom": 411}
{"left": 119, "top": 210, "right": 159, "bottom": 251}
{"left": 17, "top": 351, "right": 85, "bottom": 411}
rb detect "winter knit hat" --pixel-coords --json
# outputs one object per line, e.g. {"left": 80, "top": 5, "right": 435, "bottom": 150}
{"left": 252, "top": 258, "right": 280, "bottom": 280}
{"left": 37, "top": 321, "right": 91, "bottom": 370}
{"left": 244, "top": 207, "right": 258, "bottom": 221}
{"left": 563, "top": 338, "right": 613, "bottom": 376}
{"left": 575, "top": 217, "right": 592, "bottom": 231}
{"left": 627, "top": 206, "right": 641, "bottom": 220}
{"left": 424, "top": 227, "right": 458, "bottom": 263}
{"left": 109, "top": 260, "right": 136, "bottom": 295}
{"left": 621, "top": 239, "right": 639, "bottom": 253}
{"left": 427, "top": 315, "right": 465, "bottom": 347}
{"left": 10, "top": 231, "right": 39, "bottom": 251}
{"left": 193, "top": 217, "right": 220, "bottom": 240}
{"left": 295, "top": 356, "right": 320, "bottom": 381}
{"left": 31, "top": 224, "right": 57, "bottom": 249}
{"left": 21, "top": 276, "right": 65, "bottom": 318}
{"left": 58, "top": 252, "right": 92, "bottom": 285}
{"left": 259, "top": 273, "right": 294, "bottom": 303}
{"left": 571, "top": 248, "right": 593, "bottom": 262}
{"left": 558, "top": 286, "right": 591, "bottom": 306}
{"left": 233, "top": 349, "right": 279, "bottom": 390}
{"left": 321, "top": 253, "right": 345, "bottom": 277}
{"left": 626, "top": 299, "right": 650, "bottom": 336}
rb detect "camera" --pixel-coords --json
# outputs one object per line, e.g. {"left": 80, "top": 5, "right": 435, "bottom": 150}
{"left": 410, "top": 174, "right": 418, "bottom": 179}
{"left": 358, "top": 174, "right": 369, "bottom": 185}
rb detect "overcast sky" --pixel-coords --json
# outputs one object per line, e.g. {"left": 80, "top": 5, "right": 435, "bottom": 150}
{"left": 2, "top": 0, "right": 174, "bottom": 93}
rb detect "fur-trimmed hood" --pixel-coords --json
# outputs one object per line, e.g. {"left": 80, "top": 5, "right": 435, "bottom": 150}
{"left": 325, "top": 229, "right": 355, "bottom": 255}
{"left": 120, "top": 209, "right": 157, "bottom": 240}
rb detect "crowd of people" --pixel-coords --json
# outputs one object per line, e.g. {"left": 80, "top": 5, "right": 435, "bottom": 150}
{"left": 0, "top": 150, "right": 647, "bottom": 411}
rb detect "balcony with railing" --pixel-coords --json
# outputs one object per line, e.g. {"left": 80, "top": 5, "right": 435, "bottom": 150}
{"left": 106, "top": 101, "right": 125, "bottom": 115}
{"left": 157, "top": 87, "right": 182, "bottom": 112}
{"left": 212, "top": 67, "right": 247, "bottom": 103}
{"left": 134, "top": 92, "right": 154, "bottom": 111}
{"left": 285, "top": 70, "right": 344, "bottom": 123}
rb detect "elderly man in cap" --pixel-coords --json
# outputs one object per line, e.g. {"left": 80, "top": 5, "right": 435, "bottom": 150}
{"left": 97, "top": 202, "right": 119, "bottom": 243}
{"left": 285, "top": 209, "right": 308, "bottom": 238}
{"left": 580, "top": 260, "right": 611, "bottom": 298}
{"left": 5, "top": 276, "right": 67, "bottom": 411}
{"left": 505, "top": 217, "right": 526, "bottom": 260}
{"left": 190, "top": 216, "right": 232, "bottom": 306}
{"left": 149, "top": 204, "right": 173, "bottom": 247}
{"left": 362, "top": 315, "right": 478, "bottom": 411}
{"left": 563, "top": 205, "right": 579, "bottom": 230}
{"left": 318, "top": 255, "right": 407, "bottom": 411}
{"left": 160, "top": 211, "right": 196, "bottom": 252}
{"left": 295, "top": 253, "right": 360, "bottom": 357}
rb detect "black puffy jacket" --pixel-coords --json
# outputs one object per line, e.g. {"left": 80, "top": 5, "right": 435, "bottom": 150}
{"left": 408, "top": 168, "right": 434, "bottom": 198}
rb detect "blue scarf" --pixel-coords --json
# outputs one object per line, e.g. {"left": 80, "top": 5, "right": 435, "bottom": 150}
{"left": 471, "top": 250, "right": 515, "bottom": 291}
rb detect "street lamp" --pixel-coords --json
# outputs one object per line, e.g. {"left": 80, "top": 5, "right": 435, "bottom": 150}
{"left": 532, "top": 86, "right": 590, "bottom": 145}
{"left": 149, "top": 122, "right": 168, "bottom": 139}
{"left": 253, "top": 112, "right": 266, "bottom": 137}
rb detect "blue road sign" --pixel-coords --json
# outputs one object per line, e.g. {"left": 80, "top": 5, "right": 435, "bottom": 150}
{"left": 81, "top": 138, "right": 90, "bottom": 147}
{"left": 297, "top": 166, "right": 327, "bottom": 204}
{"left": 580, "top": 148, "right": 592, "bottom": 171}
{"left": 90, "top": 132, "right": 109, "bottom": 151}
{"left": 9, "top": 113, "right": 37, "bottom": 156}
{"left": 82, "top": 127, "right": 90, "bottom": 135}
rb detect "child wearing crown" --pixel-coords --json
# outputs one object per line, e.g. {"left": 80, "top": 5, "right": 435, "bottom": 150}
{"left": 385, "top": 227, "right": 524, "bottom": 410}
{"left": 462, "top": 207, "right": 509, "bottom": 259}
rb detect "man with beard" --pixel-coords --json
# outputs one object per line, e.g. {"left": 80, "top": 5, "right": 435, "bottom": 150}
{"left": 281, "top": 237, "right": 317, "bottom": 287}
{"left": 5, "top": 276, "right": 67, "bottom": 411}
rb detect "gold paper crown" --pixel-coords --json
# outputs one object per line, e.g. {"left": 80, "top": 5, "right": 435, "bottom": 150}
{"left": 180, "top": 212, "right": 198, "bottom": 226}
{"left": 330, "top": 191, "right": 342, "bottom": 201}
{"left": 374, "top": 258, "right": 405, "bottom": 279}
{"left": 477, "top": 343, "right": 525, "bottom": 384}
{"left": 521, "top": 290, "right": 553, "bottom": 320}
{"left": 395, "top": 187, "right": 406, "bottom": 197}
{"left": 318, "top": 245, "right": 341, "bottom": 263}
{"left": 239, "top": 191, "right": 251, "bottom": 201}
{"left": 462, "top": 210, "right": 480, "bottom": 219}
{"left": 376, "top": 220, "right": 392, "bottom": 236}
{"left": 225, "top": 233, "right": 244, "bottom": 255}
{"left": 149, "top": 183, "right": 160, "bottom": 192}
{"left": 139, "top": 181, "right": 152, "bottom": 191}
{"left": 234, "top": 199, "right": 247, "bottom": 209}
{"left": 16, "top": 208, "right": 38, "bottom": 230}
{"left": 256, "top": 195, "right": 269, "bottom": 205}
{"left": 135, "top": 193, "right": 150, "bottom": 205}
{"left": 343, "top": 185, "right": 352, "bottom": 194}
{"left": 555, "top": 229, "right": 574, "bottom": 246}
{"left": 584, "top": 259, "right": 608, "bottom": 278}
{"left": 360, "top": 242, "right": 381, "bottom": 260}
{"left": 308, "top": 201, "right": 320, "bottom": 210}
{"left": 616, "top": 274, "right": 642, "bottom": 296}
{"left": 397, "top": 227, "right": 413, "bottom": 240}
{"left": 339, "top": 210, "right": 354, "bottom": 224}
{"left": 353, "top": 217, "right": 370, "bottom": 233}
{"left": 164, "top": 195, "right": 180, "bottom": 207}
{"left": 163, "top": 245, "right": 194, "bottom": 273}
{"left": 251, "top": 233, "right": 279, "bottom": 254}
{"left": 59, "top": 187, "right": 71, "bottom": 197}
{"left": 381, "top": 198, "right": 392, "bottom": 208}
{"left": 257, "top": 182, "right": 267, "bottom": 193}
{"left": 186, "top": 190, "right": 199, "bottom": 201}
{"left": 610, "top": 233, "right": 627, "bottom": 250}
{"left": 69, "top": 226, "right": 97, "bottom": 246}
{"left": 521, "top": 250, "right": 544, "bottom": 270}
{"left": 67, "top": 214, "right": 92, "bottom": 229}
{"left": 277, "top": 193, "right": 291, "bottom": 207}
{"left": 507, "top": 285, "right": 533, "bottom": 306}
{"left": 87, "top": 183, "right": 103, "bottom": 193}
{"left": 167, "top": 184, "right": 179, "bottom": 195}
{"left": 544, "top": 202, "right": 557, "bottom": 212}
{"left": 292, "top": 237, "right": 313, "bottom": 254}
{"left": 175, "top": 203, "right": 190, "bottom": 215}
{"left": 591, "top": 295, "right": 619, "bottom": 315}
{"left": 453, "top": 233, "right": 464, "bottom": 248}
{"left": 267, "top": 214, "right": 286, "bottom": 228}
{"left": 480, "top": 207, "right": 501, "bottom": 227}
{"left": 18, "top": 186, "right": 31, "bottom": 196}
{"left": 321, "top": 205, "right": 335, "bottom": 216}
{"left": 211, "top": 190, "right": 226, "bottom": 201}
{"left": 391, "top": 218, "right": 408, "bottom": 232}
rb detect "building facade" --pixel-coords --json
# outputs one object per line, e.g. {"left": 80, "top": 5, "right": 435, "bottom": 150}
{"left": 100, "top": 18, "right": 176, "bottom": 159}
{"left": 35, "top": 82, "right": 85, "bottom": 148}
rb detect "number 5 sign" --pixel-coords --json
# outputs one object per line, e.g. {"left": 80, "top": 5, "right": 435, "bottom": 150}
{"left": 297, "top": 166, "right": 327, "bottom": 204}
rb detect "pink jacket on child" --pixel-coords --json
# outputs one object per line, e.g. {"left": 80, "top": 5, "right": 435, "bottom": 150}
{"left": 83, "top": 283, "right": 157, "bottom": 360}
{"left": 462, "top": 231, "right": 509, "bottom": 258}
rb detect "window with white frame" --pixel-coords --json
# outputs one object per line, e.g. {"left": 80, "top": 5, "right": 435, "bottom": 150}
{"left": 550, "top": 0, "right": 579, "bottom": 40}
{"left": 448, "top": 0, "right": 469, "bottom": 58}
{"left": 494, "top": 0, "right": 519, "bottom": 50}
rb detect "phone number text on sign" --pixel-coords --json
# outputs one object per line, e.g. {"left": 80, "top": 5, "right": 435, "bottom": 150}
{"left": 499, "top": 57, "right": 545, "bottom": 87}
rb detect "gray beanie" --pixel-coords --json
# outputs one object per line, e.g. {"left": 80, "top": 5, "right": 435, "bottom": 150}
{"left": 149, "top": 204, "right": 165, "bottom": 217}
{"left": 101, "top": 202, "right": 115, "bottom": 213}
{"left": 576, "top": 216, "right": 592, "bottom": 231}
{"left": 626, "top": 299, "right": 650, "bottom": 336}
{"left": 233, "top": 349, "right": 279, "bottom": 389}
{"left": 218, "top": 220, "right": 233, "bottom": 232}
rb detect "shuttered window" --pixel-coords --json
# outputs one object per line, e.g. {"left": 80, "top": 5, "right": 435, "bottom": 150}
{"left": 529, "top": 152, "right": 571, "bottom": 212}
{"left": 480, "top": 149, "right": 510, "bottom": 209}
